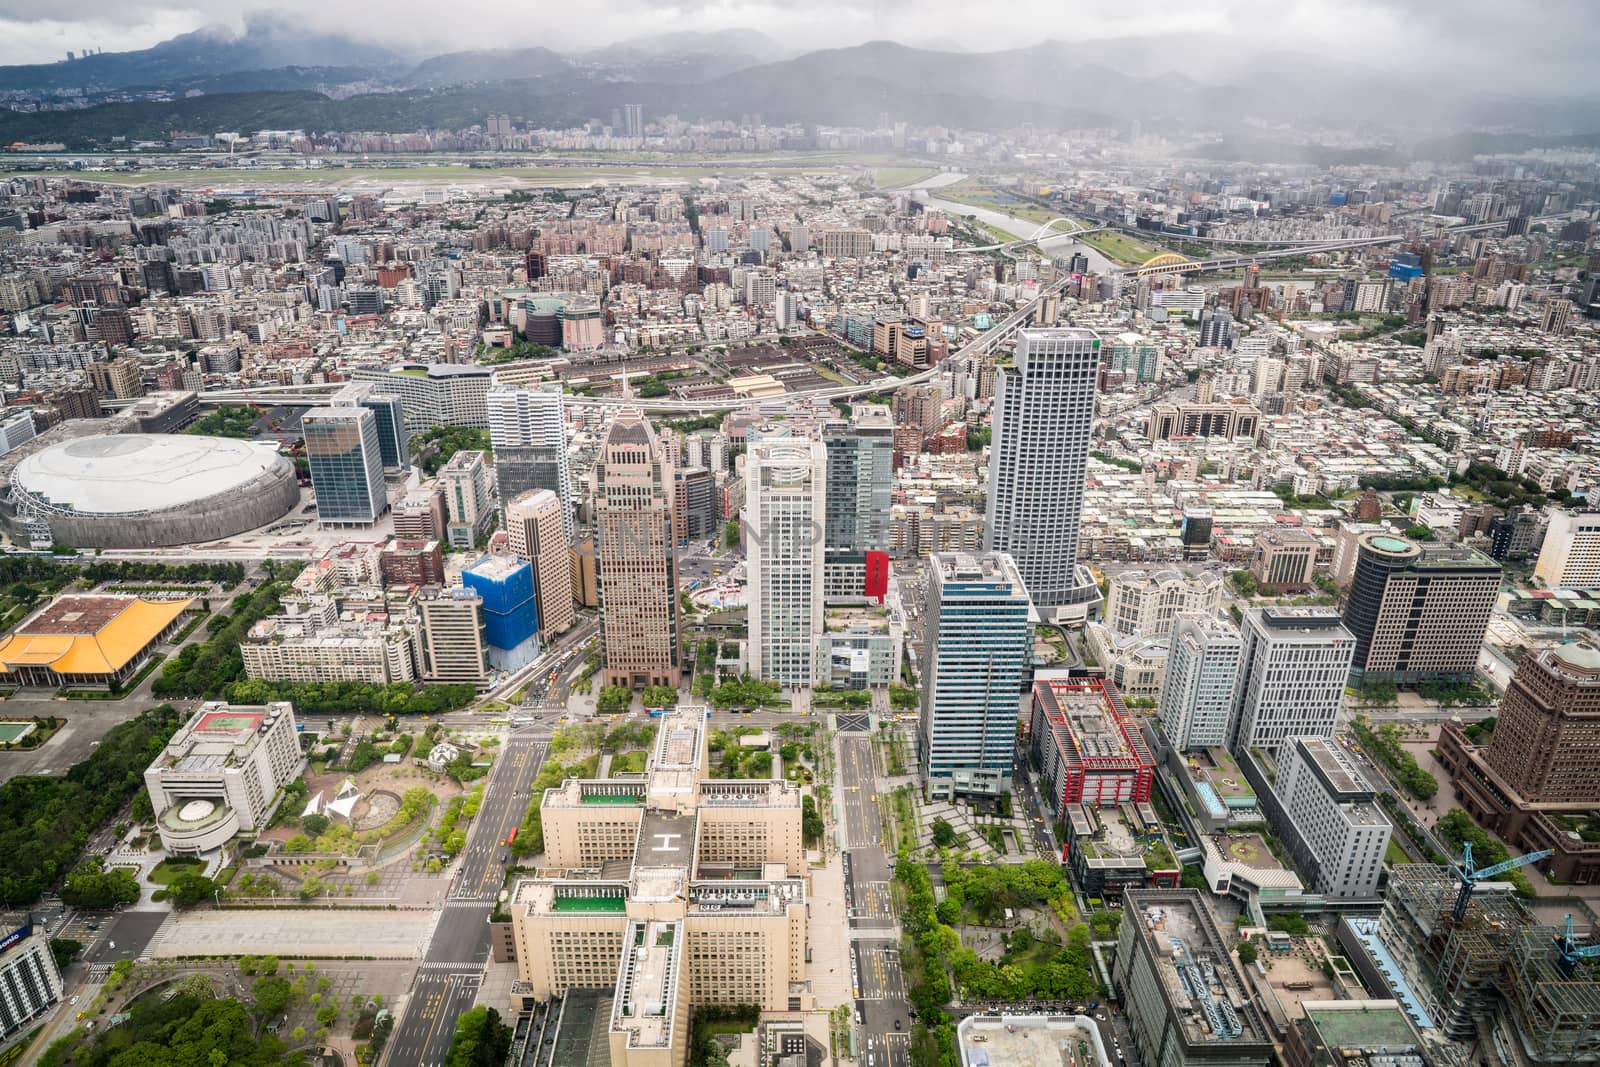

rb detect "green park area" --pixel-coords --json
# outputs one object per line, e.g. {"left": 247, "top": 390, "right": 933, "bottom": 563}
{"left": 1077, "top": 229, "right": 1165, "bottom": 264}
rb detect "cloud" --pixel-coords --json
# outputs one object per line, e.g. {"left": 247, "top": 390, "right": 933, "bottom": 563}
{"left": 0, "top": 0, "right": 1591, "bottom": 98}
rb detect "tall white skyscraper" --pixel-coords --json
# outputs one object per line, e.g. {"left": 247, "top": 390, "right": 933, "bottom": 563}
{"left": 1229, "top": 608, "right": 1356, "bottom": 754}
{"left": 921, "top": 552, "right": 1032, "bottom": 800}
{"left": 1158, "top": 614, "right": 1243, "bottom": 751}
{"left": 488, "top": 384, "right": 572, "bottom": 542}
{"left": 744, "top": 440, "right": 827, "bottom": 687}
{"left": 983, "top": 327, "right": 1101, "bottom": 621}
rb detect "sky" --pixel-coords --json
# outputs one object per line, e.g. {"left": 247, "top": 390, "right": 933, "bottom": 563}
{"left": 0, "top": 0, "right": 1591, "bottom": 97}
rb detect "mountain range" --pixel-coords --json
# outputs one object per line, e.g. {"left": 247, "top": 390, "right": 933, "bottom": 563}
{"left": 0, "top": 18, "right": 1594, "bottom": 153}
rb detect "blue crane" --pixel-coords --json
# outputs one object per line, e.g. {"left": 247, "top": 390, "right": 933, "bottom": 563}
{"left": 1553, "top": 914, "right": 1600, "bottom": 976}
{"left": 1451, "top": 842, "right": 1553, "bottom": 921}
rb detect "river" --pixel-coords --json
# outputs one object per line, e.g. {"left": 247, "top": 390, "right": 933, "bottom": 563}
{"left": 915, "top": 181, "right": 1118, "bottom": 274}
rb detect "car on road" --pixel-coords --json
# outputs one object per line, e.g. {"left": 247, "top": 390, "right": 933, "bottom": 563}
{"left": 893, "top": 1019, "right": 902, "bottom": 1030}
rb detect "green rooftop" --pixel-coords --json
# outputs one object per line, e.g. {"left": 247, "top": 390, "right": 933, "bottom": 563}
{"left": 552, "top": 895, "right": 628, "bottom": 913}
{"left": 1305, "top": 1002, "right": 1417, "bottom": 1049}
{"left": 581, "top": 791, "right": 644, "bottom": 804}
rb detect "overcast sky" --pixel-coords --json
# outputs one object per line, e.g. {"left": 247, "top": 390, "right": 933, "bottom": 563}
{"left": 0, "top": 0, "right": 1591, "bottom": 96}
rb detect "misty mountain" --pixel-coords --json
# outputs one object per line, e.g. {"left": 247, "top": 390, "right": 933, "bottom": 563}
{"left": 578, "top": 29, "right": 788, "bottom": 83}
{"left": 697, "top": 40, "right": 1233, "bottom": 125}
{"left": 0, "top": 16, "right": 404, "bottom": 94}
{"left": 2, "top": 30, "right": 1596, "bottom": 147}
{"left": 403, "top": 47, "right": 577, "bottom": 88}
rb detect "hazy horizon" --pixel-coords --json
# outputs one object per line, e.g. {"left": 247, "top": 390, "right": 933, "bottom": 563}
{"left": 0, "top": 0, "right": 1594, "bottom": 99}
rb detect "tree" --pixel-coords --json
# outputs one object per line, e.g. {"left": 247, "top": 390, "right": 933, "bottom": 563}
{"left": 169, "top": 871, "right": 222, "bottom": 908}
{"left": 642, "top": 685, "right": 678, "bottom": 708}
{"left": 61, "top": 859, "right": 141, "bottom": 908}
{"left": 724, "top": 520, "right": 740, "bottom": 548}
{"left": 444, "top": 1006, "right": 512, "bottom": 1067}
{"left": 597, "top": 685, "right": 633, "bottom": 713}
{"left": 253, "top": 976, "right": 291, "bottom": 1018}
{"left": 930, "top": 818, "right": 958, "bottom": 849}
{"left": 302, "top": 813, "right": 331, "bottom": 836}
{"left": 1237, "top": 940, "right": 1259, "bottom": 965}
{"left": 49, "top": 938, "right": 83, "bottom": 971}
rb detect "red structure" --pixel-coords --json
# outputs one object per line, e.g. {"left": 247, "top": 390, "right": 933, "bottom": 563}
{"left": 1028, "top": 679, "right": 1155, "bottom": 819}
{"left": 863, "top": 551, "right": 890, "bottom": 602}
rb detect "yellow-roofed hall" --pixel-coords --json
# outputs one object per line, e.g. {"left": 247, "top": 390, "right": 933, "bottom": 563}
{"left": 0, "top": 594, "right": 193, "bottom": 688}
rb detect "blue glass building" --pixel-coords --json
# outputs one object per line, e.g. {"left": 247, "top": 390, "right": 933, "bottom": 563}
{"left": 462, "top": 555, "right": 540, "bottom": 667}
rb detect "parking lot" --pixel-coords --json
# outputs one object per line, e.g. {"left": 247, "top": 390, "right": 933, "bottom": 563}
{"left": 143, "top": 908, "right": 437, "bottom": 959}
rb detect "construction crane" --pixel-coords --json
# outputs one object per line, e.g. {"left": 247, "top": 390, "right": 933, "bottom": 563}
{"left": 1552, "top": 914, "right": 1600, "bottom": 976}
{"left": 1451, "top": 842, "right": 1553, "bottom": 921}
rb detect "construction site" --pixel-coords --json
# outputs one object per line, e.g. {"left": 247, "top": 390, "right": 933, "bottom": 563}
{"left": 1374, "top": 864, "right": 1600, "bottom": 1066}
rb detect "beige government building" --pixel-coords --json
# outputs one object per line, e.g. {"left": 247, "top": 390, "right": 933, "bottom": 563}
{"left": 507, "top": 708, "right": 808, "bottom": 1067}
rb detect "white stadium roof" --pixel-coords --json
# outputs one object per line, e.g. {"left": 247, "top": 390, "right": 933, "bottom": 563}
{"left": 11, "top": 433, "right": 289, "bottom": 516}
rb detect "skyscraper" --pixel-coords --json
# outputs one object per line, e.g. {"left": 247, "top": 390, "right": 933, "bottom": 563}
{"left": 303, "top": 405, "right": 386, "bottom": 526}
{"left": 822, "top": 410, "right": 893, "bottom": 599}
{"left": 488, "top": 384, "right": 573, "bottom": 541}
{"left": 983, "top": 327, "right": 1101, "bottom": 621}
{"left": 505, "top": 488, "right": 574, "bottom": 642}
{"left": 1158, "top": 614, "right": 1244, "bottom": 751}
{"left": 594, "top": 411, "right": 681, "bottom": 689}
{"left": 1533, "top": 511, "right": 1600, "bottom": 590}
{"left": 745, "top": 439, "right": 826, "bottom": 687}
{"left": 920, "top": 551, "right": 1032, "bottom": 799}
{"left": 416, "top": 586, "right": 490, "bottom": 687}
{"left": 440, "top": 449, "right": 493, "bottom": 549}
{"left": 1484, "top": 641, "right": 1600, "bottom": 804}
{"left": 1342, "top": 533, "right": 1500, "bottom": 687}
{"left": 332, "top": 381, "right": 408, "bottom": 470}
{"left": 1229, "top": 608, "right": 1355, "bottom": 754}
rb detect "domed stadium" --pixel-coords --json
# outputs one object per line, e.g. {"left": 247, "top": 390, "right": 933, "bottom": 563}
{"left": 3, "top": 433, "right": 299, "bottom": 548}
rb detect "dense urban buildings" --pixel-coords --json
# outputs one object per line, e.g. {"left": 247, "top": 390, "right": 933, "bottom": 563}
{"left": 2, "top": 73, "right": 1600, "bottom": 1067}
